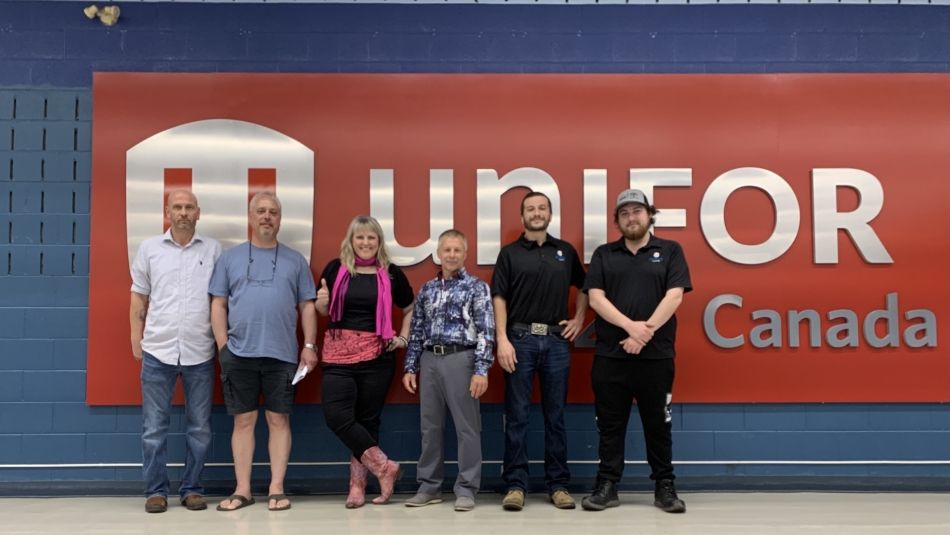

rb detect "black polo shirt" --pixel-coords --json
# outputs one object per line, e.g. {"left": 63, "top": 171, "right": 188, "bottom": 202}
{"left": 583, "top": 235, "right": 692, "bottom": 360}
{"left": 491, "top": 233, "right": 586, "bottom": 327}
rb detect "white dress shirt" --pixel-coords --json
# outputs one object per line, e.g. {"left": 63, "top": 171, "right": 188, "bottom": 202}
{"left": 131, "top": 230, "right": 223, "bottom": 366}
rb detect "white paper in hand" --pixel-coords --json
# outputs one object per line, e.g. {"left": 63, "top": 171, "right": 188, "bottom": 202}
{"left": 291, "top": 363, "right": 310, "bottom": 386}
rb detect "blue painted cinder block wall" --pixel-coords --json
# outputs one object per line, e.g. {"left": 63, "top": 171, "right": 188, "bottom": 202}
{"left": 1, "top": 2, "right": 949, "bottom": 492}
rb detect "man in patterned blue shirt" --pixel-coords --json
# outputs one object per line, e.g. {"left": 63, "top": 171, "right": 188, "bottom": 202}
{"left": 402, "top": 229, "right": 495, "bottom": 512}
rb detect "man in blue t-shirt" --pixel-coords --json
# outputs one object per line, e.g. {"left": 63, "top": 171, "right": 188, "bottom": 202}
{"left": 209, "top": 191, "right": 317, "bottom": 512}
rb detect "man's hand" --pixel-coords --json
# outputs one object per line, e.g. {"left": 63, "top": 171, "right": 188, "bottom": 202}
{"left": 129, "top": 292, "right": 149, "bottom": 362}
{"left": 559, "top": 317, "right": 585, "bottom": 342}
{"left": 470, "top": 375, "right": 488, "bottom": 399}
{"left": 402, "top": 373, "right": 418, "bottom": 394}
{"left": 625, "top": 320, "right": 654, "bottom": 346}
{"left": 131, "top": 340, "right": 143, "bottom": 362}
{"left": 620, "top": 337, "right": 645, "bottom": 355}
{"left": 496, "top": 337, "right": 517, "bottom": 373}
{"left": 210, "top": 296, "right": 229, "bottom": 351}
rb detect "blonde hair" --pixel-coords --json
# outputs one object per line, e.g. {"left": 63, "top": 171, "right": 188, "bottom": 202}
{"left": 438, "top": 228, "right": 468, "bottom": 250}
{"left": 339, "top": 215, "right": 391, "bottom": 274}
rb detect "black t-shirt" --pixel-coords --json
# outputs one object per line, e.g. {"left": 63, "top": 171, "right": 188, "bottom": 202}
{"left": 583, "top": 235, "right": 692, "bottom": 359}
{"left": 320, "top": 258, "right": 414, "bottom": 332}
{"left": 491, "top": 234, "right": 586, "bottom": 326}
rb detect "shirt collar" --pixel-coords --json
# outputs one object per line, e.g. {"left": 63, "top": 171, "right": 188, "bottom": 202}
{"left": 608, "top": 233, "right": 658, "bottom": 254}
{"left": 162, "top": 229, "right": 203, "bottom": 248}
{"left": 438, "top": 267, "right": 469, "bottom": 281}
{"left": 517, "top": 233, "right": 558, "bottom": 249}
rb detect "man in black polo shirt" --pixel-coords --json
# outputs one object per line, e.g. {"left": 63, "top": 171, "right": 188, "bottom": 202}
{"left": 581, "top": 188, "right": 692, "bottom": 514}
{"left": 491, "top": 191, "right": 587, "bottom": 511}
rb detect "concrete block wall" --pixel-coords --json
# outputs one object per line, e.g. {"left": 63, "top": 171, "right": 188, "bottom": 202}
{"left": 1, "top": 2, "right": 948, "bottom": 492}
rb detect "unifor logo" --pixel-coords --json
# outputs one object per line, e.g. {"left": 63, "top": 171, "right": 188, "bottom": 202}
{"left": 124, "top": 119, "right": 314, "bottom": 266}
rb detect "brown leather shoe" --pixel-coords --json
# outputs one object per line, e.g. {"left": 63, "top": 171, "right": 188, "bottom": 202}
{"left": 181, "top": 494, "right": 208, "bottom": 511}
{"left": 145, "top": 496, "right": 167, "bottom": 513}
{"left": 502, "top": 488, "right": 525, "bottom": 511}
{"left": 550, "top": 489, "right": 576, "bottom": 509}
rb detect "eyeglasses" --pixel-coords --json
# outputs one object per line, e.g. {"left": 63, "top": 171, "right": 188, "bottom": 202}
{"left": 247, "top": 242, "right": 278, "bottom": 286}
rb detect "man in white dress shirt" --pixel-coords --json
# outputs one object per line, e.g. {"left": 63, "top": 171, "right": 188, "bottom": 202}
{"left": 130, "top": 189, "right": 222, "bottom": 513}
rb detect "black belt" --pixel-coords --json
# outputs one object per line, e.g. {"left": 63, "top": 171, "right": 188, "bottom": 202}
{"left": 424, "top": 343, "right": 476, "bottom": 356}
{"left": 511, "top": 322, "right": 564, "bottom": 336}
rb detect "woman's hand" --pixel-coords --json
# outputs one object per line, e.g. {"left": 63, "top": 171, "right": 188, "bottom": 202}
{"left": 386, "top": 335, "right": 408, "bottom": 352}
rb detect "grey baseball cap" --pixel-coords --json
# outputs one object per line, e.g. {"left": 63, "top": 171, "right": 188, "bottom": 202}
{"left": 616, "top": 188, "right": 650, "bottom": 210}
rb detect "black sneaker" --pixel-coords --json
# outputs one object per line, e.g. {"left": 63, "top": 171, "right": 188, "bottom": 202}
{"left": 654, "top": 479, "right": 686, "bottom": 513}
{"left": 581, "top": 480, "right": 619, "bottom": 511}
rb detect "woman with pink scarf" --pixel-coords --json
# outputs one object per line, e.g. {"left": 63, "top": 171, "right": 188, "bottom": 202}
{"left": 316, "top": 215, "right": 414, "bottom": 508}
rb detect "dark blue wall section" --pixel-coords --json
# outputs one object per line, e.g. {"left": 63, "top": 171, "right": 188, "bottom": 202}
{"left": 0, "top": 3, "right": 947, "bottom": 85}
{"left": 1, "top": 2, "right": 948, "bottom": 492}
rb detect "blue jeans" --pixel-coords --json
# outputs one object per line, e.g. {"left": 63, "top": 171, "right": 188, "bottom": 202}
{"left": 502, "top": 329, "right": 571, "bottom": 493}
{"left": 141, "top": 353, "right": 214, "bottom": 499}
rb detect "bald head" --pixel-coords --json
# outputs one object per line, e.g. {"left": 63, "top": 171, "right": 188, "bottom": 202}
{"left": 166, "top": 188, "right": 198, "bottom": 208}
{"left": 165, "top": 189, "right": 200, "bottom": 243}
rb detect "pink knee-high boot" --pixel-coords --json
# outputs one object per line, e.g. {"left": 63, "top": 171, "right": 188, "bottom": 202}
{"left": 345, "top": 456, "right": 369, "bottom": 509}
{"left": 360, "top": 446, "right": 401, "bottom": 505}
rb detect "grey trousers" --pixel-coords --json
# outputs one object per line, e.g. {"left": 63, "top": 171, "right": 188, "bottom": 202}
{"left": 416, "top": 349, "right": 482, "bottom": 498}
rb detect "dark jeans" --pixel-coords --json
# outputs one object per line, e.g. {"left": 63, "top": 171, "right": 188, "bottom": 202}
{"left": 591, "top": 356, "right": 675, "bottom": 483}
{"left": 502, "top": 329, "right": 571, "bottom": 493}
{"left": 321, "top": 352, "right": 395, "bottom": 458}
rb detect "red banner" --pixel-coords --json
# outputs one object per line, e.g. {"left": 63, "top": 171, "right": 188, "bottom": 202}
{"left": 89, "top": 73, "right": 950, "bottom": 404}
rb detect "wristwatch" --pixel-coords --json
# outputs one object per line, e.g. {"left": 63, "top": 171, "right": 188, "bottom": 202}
{"left": 303, "top": 342, "right": 316, "bottom": 350}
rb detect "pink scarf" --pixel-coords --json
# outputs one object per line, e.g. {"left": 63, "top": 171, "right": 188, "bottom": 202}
{"left": 329, "top": 257, "right": 394, "bottom": 341}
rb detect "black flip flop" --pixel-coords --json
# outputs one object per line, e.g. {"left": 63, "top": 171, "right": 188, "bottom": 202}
{"left": 216, "top": 495, "right": 255, "bottom": 511}
{"left": 268, "top": 494, "right": 292, "bottom": 511}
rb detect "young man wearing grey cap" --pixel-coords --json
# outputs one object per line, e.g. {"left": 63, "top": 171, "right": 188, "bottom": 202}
{"left": 581, "top": 188, "right": 692, "bottom": 514}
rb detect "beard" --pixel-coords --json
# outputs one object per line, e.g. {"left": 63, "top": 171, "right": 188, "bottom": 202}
{"left": 523, "top": 216, "right": 550, "bottom": 232}
{"left": 172, "top": 219, "right": 196, "bottom": 231}
{"left": 255, "top": 224, "right": 278, "bottom": 239}
{"left": 620, "top": 222, "right": 649, "bottom": 242}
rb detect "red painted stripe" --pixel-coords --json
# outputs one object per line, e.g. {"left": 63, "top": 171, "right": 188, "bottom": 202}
{"left": 162, "top": 168, "right": 193, "bottom": 232}
{"left": 247, "top": 168, "right": 277, "bottom": 239}
{"left": 247, "top": 168, "right": 276, "bottom": 202}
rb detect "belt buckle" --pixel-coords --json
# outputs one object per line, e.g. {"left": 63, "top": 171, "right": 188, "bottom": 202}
{"left": 530, "top": 323, "right": 549, "bottom": 336}
{"left": 432, "top": 344, "right": 446, "bottom": 355}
